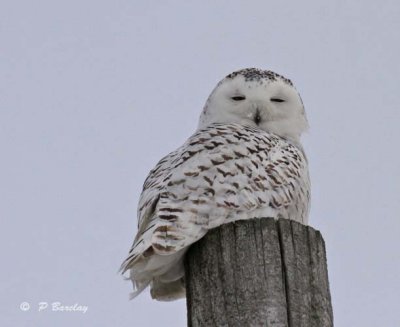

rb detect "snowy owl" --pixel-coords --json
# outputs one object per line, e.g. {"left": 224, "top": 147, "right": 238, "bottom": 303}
{"left": 121, "top": 68, "right": 310, "bottom": 301}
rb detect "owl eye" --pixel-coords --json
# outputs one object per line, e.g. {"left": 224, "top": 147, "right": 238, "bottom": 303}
{"left": 271, "top": 98, "right": 285, "bottom": 103}
{"left": 231, "top": 96, "right": 246, "bottom": 101}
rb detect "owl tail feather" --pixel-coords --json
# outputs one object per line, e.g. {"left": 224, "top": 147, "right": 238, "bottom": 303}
{"left": 121, "top": 248, "right": 188, "bottom": 301}
{"left": 128, "top": 279, "right": 151, "bottom": 300}
{"left": 150, "top": 279, "right": 185, "bottom": 301}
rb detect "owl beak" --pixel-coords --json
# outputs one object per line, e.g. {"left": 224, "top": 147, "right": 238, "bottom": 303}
{"left": 254, "top": 108, "right": 261, "bottom": 125}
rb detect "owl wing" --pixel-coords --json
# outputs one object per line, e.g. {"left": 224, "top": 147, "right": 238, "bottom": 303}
{"left": 120, "top": 123, "right": 309, "bottom": 298}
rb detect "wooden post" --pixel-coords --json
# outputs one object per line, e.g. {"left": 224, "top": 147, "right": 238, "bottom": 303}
{"left": 184, "top": 218, "right": 333, "bottom": 327}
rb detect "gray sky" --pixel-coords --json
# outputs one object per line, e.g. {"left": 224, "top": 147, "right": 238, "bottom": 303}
{"left": 1, "top": 1, "right": 399, "bottom": 326}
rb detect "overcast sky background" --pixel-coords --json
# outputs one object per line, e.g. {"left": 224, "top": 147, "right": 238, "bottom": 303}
{"left": 1, "top": 1, "right": 400, "bottom": 326}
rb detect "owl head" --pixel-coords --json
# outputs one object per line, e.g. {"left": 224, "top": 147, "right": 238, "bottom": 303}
{"left": 198, "top": 68, "right": 308, "bottom": 143}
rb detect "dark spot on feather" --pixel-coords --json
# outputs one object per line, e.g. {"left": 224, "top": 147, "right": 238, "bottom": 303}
{"left": 153, "top": 243, "right": 175, "bottom": 252}
{"left": 158, "top": 214, "right": 178, "bottom": 221}
{"left": 204, "top": 145, "right": 216, "bottom": 150}
{"left": 222, "top": 154, "right": 233, "bottom": 161}
{"left": 192, "top": 199, "right": 207, "bottom": 205}
{"left": 234, "top": 151, "right": 246, "bottom": 158}
{"left": 235, "top": 163, "right": 245, "bottom": 173}
{"left": 203, "top": 176, "right": 213, "bottom": 186}
{"left": 204, "top": 188, "right": 215, "bottom": 196}
{"left": 217, "top": 167, "right": 235, "bottom": 178}
{"left": 184, "top": 171, "right": 199, "bottom": 177}
{"left": 251, "top": 160, "right": 259, "bottom": 168}
{"left": 211, "top": 159, "right": 224, "bottom": 165}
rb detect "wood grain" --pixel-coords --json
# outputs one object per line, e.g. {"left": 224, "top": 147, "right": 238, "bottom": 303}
{"left": 185, "top": 218, "right": 333, "bottom": 327}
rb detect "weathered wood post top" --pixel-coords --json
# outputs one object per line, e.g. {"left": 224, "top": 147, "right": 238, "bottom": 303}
{"left": 185, "top": 217, "right": 333, "bottom": 327}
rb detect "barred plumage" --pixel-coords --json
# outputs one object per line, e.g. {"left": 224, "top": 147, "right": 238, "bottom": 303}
{"left": 121, "top": 68, "right": 310, "bottom": 300}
